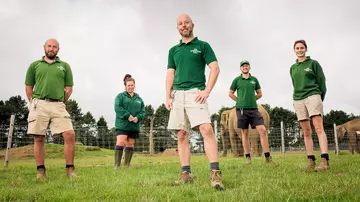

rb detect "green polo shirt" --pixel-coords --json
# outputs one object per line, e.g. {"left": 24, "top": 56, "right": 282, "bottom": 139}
{"left": 290, "top": 56, "right": 327, "bottom": 101}
{"left": 230, "top": 74, "right": 260, "bottom": 109}
{"left": 25, "top": 57, "right": 73, "bottom": 102}
{"left": 167, "top": 37, "right": 217, "bottom": 90}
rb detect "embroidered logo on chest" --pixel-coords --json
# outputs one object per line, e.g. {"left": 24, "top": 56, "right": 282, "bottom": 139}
{"left": 57, "top": 66, "right": 65, "bottom": 71}
{"left": 190, "top": 48, "right": 201, "bottom": 54}
{"left": 304, "top": 68, "right": 312, "bottom": 72}
{"left": 250, "top": 81, "right": 256, "bottom": 85}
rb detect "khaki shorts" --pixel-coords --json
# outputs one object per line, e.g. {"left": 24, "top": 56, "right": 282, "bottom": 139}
{"left": 27, "top": 99, "right": 74, "bottom": 135}
{"left": 167, "top": 88, "right": 211, "bottom": 132}
{"left": 293, "top": 94, "right": 323, "bottom": 121}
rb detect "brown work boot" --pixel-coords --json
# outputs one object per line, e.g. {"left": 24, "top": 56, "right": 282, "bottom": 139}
{"left": 210, "top": 170, "right": 225, "bottom": 191}
{"left": 304, "top": 158, "right": 316, "bottom": 170}
{"left": 172, "top": 171, "right": 193, "bottom": 185}
{"left": 36, "top": 168, "right": 47, "bottom": 180}
{"left": 66, "top": 166, "right": 78, "bottom": 178}
{"left": 315, "top": 158, "right": 329, "bottom": 171}
{"left": 245, "top": 157, "right": 252, "bottom": 164}
{"left": 265, "top": 156, "right": 279, "bottom": 166}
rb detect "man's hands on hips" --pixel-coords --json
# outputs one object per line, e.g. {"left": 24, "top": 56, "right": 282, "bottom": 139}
{"left": 195, "top": 89, "right": 210, "bottom": 104}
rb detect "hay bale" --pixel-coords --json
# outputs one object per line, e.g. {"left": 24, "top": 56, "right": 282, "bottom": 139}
{"left": 85, "top": 146, "right": 100, "bottom": 151}
{"left": 161, "top": 148, "right": 178, "bottom": 156}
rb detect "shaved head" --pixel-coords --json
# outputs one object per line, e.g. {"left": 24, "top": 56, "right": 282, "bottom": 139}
{"left": 177, "top": 14, "right": 193, "bottom": 24}
{"left": 45, "top": 38, "right": 59, "bottom": 48}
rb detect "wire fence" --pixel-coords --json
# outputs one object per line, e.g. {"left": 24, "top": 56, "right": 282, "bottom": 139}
{"left": 1, "top": 121, "right": 358, "bottom": 157}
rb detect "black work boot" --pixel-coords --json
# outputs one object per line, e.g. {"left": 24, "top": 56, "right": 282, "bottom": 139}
{"left": 114, "top": 149, "right": 123, "bottom": 170}
{"left": 124, "top": 149, "right": 134, "bottom": 168}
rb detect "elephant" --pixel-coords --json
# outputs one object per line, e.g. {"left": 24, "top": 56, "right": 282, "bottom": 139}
{"left": 220, "top": 109, "right": 243, "bottom": 157}
{"left": 336, "top": 118, "right": 360, "bottom": 154}
{"left": 220, "top": 104, "right": 270, "bottom": 157}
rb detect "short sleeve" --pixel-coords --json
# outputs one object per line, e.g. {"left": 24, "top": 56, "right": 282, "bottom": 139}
{"left": 202, "top": 42, "right": 217, "bottom": 65}
{"left": 25, "top": 62, "right": 36, "bottom": 86}
{"left": 167, "top": 48, "right": 175, "bottom": 69}
{"left": 230, "top": 78, "right": 238, "bottom": 91}
{"left": 64, "top": 63, "right": 74, "bottom": 86}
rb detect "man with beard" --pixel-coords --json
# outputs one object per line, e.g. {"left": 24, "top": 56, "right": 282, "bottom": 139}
{"left": 166, "top": 14, "right": 224, "bottom": 190}
{"left": 25, "top": 38, "right": 77, "bottom": 179}
{"left": 229, "top": 60, "right": 277, "bottom": 165}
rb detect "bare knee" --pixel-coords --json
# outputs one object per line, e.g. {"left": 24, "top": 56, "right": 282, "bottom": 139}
{"left": 63, "top": 130, "right": 75, "bottom": 144}
{"left": 177, "top": 130, "right": 188, "bottom": 142}
{"left": 257, "top": 126, "right": 267, "bottom": 137}
{"left": 126, "top": 138, "right": 135, "bottom": 147}
{"left": 116, "top": 135, "right": 126, "bottom": 146}
{"left": 34, "top": 135, "right": 45, "bottom": 143}
{"left": 303, "top": 129, "right": 312, "bottom": 138}
{"left": 314, "top": 125, "right": 324, "bottom": 136}
{"left": 199, "top": 124, "right": 213, "bottom": 136}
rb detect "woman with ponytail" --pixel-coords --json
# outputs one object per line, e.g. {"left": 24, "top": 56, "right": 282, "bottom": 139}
{"left": 113, "top": 74, "right": 145, "bottom": 169}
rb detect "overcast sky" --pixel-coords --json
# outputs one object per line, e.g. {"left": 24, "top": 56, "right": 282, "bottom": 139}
{"left": 1, "top": 0, "right": 359, "bottom": 127}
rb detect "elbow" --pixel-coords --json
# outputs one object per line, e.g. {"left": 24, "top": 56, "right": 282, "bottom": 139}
{"left": 214, "top": 66, "right": 220, "bottom": 75}
{"left": 65, "top": 88, "right": 73, "bottom": 95}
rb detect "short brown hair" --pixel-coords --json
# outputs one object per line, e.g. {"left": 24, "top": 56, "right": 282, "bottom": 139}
{"left": 123, "top": 74, "right": 135, "bottom": 86}
{"left": 293, "top": 40, "right": 307, "bottom": 49}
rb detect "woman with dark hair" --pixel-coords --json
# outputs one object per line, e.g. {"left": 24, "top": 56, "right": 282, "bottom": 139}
{"left": 290, "top": 40, "right": 329, "bottom": 171}
{"left": 113, "top": 74, "right": 145, "bottom": 169}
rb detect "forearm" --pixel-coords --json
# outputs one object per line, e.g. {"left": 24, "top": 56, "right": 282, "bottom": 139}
{"left": 25, "top": 85, "right": 33, "bottom": 102}
{"left": 256, "top": 94, "right": 262, "bottom": 100}
{"left": 64, "top": 90, "right": 72, "bottom": 102}
{"left": 115, "top": 107, "right": 131, "bottom": 119}
{"left": 64, "top": 87, "right": 72, "bottom": 102}
{"left": 229, "top": 94, "right": 237, "bottom": 102}
{"left": 205, "top": 65, "right": 220, "bottom": 93}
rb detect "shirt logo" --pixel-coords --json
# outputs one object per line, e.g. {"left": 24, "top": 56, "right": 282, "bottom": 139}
{"left": 190, "top": 48, "right": 201, "bottom": 54}
{"left": 57, "top": 66, "right": 65, "bottom": 71}
{"left": 250, "top": 81, "right": 256, "bottom": 85}
{"left": 304, "top": 68, "right": 312, "bottom": 72}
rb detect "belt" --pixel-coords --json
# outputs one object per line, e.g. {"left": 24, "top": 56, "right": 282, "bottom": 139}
{"left": 39, "top": 98, "right": 61, "bottom": 102}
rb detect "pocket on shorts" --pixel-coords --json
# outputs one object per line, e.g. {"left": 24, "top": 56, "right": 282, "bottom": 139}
{"left": 27, "top": 103, "right": 38, "bottom": 123}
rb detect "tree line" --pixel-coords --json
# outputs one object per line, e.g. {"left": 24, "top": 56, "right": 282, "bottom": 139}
{"left": 0, "top": 95, "right": 358, "bottom": 152}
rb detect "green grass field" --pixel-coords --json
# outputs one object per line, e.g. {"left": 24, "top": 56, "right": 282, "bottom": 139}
{"left": 1, "top": 144, "right": 359, "bottom": 202}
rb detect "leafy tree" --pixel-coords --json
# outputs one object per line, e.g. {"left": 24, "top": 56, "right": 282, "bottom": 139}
{"left": 65, "top": 99, "right": 83, "bottom": 127}
{"left": 0, "top": 100, "right": 11, "bottom": 125}
{"left": 268, "top": 107, "right": 298, "bottom": 148}
{"left": 153, "top": 104, "right": 175, "bottom": 152}
{"left": 270, "top": 107, "right": 297, "bottom": 129}
{"left": 154, "top": 104, "right": 170, "bottom": 128}
{"left": 142, "top": 105, "right": 155, "bottom": 128}
{"left": 323, "top": 110, "right": 349, "bottom": 129}
{"left": 1, "top": 95, "right": 29, "bottom": 125}
{"left": 262, "top": 103, "right": 271, "bottom": 114}
{"left": 97, "top": 116, "right": 112, "bottom": 148}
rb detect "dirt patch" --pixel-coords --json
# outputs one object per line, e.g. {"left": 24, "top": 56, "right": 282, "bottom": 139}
{"left": 159, "top": 148, "right": 178, "bottom": 156}
{"left": 0, "top": 145, "right": 34, "bottom": 160}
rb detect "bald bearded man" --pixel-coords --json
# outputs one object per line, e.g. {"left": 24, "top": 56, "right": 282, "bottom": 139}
{"left": 25, "top": 38, "right": 77, "bottom": 179}
{"left": 166, "top": 14, "right": 224, "bottom": 190}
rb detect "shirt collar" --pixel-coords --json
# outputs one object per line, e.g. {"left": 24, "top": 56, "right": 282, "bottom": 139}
{"left": 178, "top": 37, "right": 198, "bottom": 46}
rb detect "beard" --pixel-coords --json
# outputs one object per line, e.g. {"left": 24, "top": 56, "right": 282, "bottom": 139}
{"left": 180, "top": 29, "right": 193, "bottom": 38}
{"left": 45, "top": 51, "right": 57, "bottom": 60}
